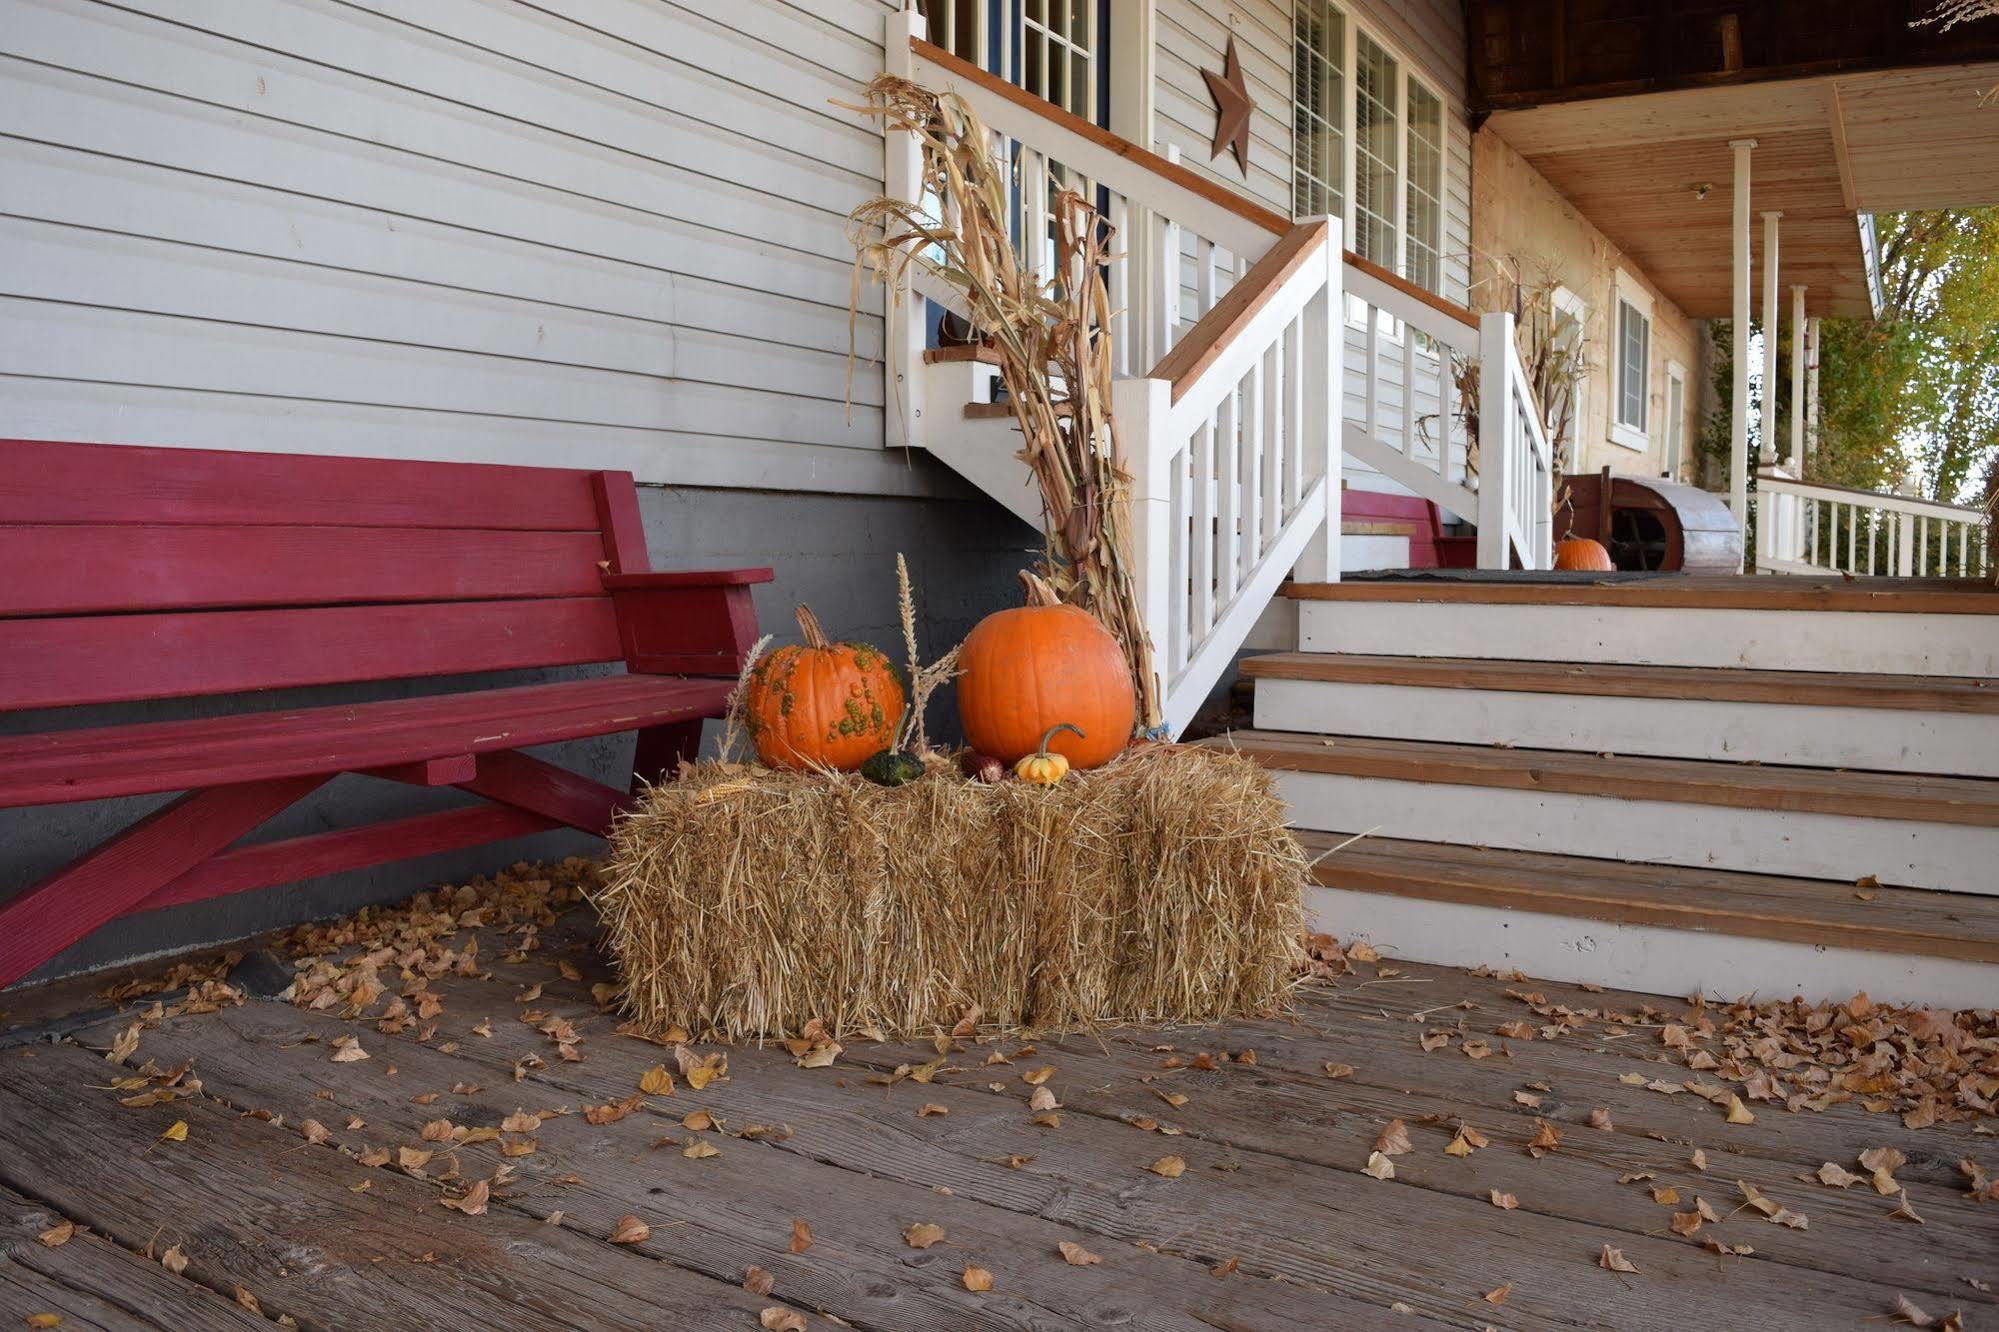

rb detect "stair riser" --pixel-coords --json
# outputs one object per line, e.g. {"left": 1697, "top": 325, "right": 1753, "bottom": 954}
{"left": 1339, "top": 533, "right": 1412, "bottom": 571}
{"left": 1273, "top": 770, "right": 1999, "bottom": 896}
{"left": 1307, "top": 886, "right": 1999, "bottom": 1011}
{"left": 1297, "top": 601, "right": 1999, "bottom": 677}
{"left": 1251, "top": 678, "right": 1999, "bottom": 777}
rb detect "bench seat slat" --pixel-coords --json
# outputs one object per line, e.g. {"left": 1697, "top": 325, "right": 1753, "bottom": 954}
{"left": 0, "top": 525, "right": 612, "bottom": 616}
{"left": 1, "top": 439, "right": 601, "bottom": 530}
{"left": 0, "top": 675, "right": 732, "bottom": 807}
{"left": 1, "top": 598, "right": 629, "bottom": 711}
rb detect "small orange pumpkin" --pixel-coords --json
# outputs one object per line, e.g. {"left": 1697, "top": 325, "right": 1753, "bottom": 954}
{"left": 956, "top": 577, "right": 1136, "bottom": 770}
{"left": 745, "top": 605, "right": 905, "bottom": 772}
{"left": 1553, "top": 537, "right": 1616, "bottom": 572}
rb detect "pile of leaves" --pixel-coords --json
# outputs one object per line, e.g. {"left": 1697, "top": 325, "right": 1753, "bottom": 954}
{"left": 281, "top": 858, "right": 599, "bottom": 1021}
{"left": 1502, "top": 984, "right": 1998, "bottom": 1130}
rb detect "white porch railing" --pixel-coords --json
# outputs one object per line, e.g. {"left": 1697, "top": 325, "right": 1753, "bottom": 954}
{"left": 890, "top": 13, "right": 1544, "bottom": 733}
{"left": 1475, "top": 311, "right": 1556, "bottom": 570}
{"left": 1758, "top": 472, "right": 1989, "bottom": 579}
{"left": 1338, "top": 265, "right": 1554, "bottom": 570}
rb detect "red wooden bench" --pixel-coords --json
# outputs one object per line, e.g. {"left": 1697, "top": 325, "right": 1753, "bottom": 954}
{"left": 0, "top": 439, "right": 772, "bottom": 988}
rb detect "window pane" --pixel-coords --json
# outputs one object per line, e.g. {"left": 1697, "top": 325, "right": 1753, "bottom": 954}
{"left": 1404, "top": 80, "right": 1443, "bottom": 293}
{"left": 1618, "top": 301, "right": 1649, "bottom": 432}
{"left": 1292, "top": 1, "right": 1345, "bottom": 220}
{"left": 1354, "top": 32, "right": 1399, "bottom": 265}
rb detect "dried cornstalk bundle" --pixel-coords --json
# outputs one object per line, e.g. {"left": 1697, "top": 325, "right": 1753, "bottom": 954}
{"left": 844, "top": 74, "right": 1160, "bottom": 730}
{"left": 593, "top": 746, "right": 1305, "bottom": 1040}
{"left": 1450, "top": 253, "right": 1585, "bottom": 501}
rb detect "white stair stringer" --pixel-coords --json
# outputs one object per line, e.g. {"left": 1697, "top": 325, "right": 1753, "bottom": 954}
{"left": 1341, "top": 423, "right": 1475, "bottom": 522}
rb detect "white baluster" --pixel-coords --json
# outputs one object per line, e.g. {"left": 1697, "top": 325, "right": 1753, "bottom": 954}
{"left": 1192, "top": 417, "right": 1216, "bottom": 633}
{"left": 1243, "top": 355, "right": 1265, "bottom": 565}
{"left": 1217, "top": 386, "right": 1240, "bottom": 603}
{"left": 1476, "top": 312, "right": 1516, "bottom": 569}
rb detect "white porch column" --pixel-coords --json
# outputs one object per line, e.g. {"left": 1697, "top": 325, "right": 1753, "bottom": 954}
{"left": 1789, "top": 284, "right": 1806, "bottom": 465}
{"left": 1759, "top": 210, "right": 1781, "bottom": 466}
{"left": 1804, "top": 315, "right": 1822, "bottom": 472}
{"left": 1727, "top": 140, "right": 1755, "bottom": 530}
{"left": 884, "top": 4, "right": 927, "bottom": 450}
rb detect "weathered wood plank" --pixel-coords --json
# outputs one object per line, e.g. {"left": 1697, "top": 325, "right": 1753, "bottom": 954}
{"left": 174, "top": 935, "right": 1992, "bottom": 1327}
{"left": 0, "top": 1044, "right": 819, "bottom": 1332}
{"left": 0, "top": 1183, "right": 271, "bottom": 1331}
{"left": 109, "top": 1003, "right": 1381, "bottom": 1332}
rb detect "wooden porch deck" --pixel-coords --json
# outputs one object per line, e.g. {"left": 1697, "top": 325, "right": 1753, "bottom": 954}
{"left": 1, "top": 870, "right": 1992, "bottom": 1331}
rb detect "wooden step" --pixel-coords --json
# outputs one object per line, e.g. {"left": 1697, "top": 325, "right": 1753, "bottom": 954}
{"left": 961, "top": 401, "right": 1076, "bottom": 420}
{"left": 1286, "top": 573, "right": 1999, "bottom": 615}
{"left": 922, "top": 345, "right": 1002, "bottom": 365}
{"left": 1304, "top": 832, "right": 1999, "bottom": 964}
{"left": 1242, "top": 653, "right": 1999, "bottom": 715}
{"left": 1224, "top": 730, "right": 1999, "bottom": 827}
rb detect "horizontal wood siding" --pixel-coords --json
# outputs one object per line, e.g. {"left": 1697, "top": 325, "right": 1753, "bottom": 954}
{"left": 0, "top": 0, "right": 917, "bottom": 491}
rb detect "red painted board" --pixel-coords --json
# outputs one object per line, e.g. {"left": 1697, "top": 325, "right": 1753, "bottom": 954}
{"left": 0, "top": 597, "right": 627, "bottom": 711}
{"left": 0, "top": 439, "right": 601, "bottom": 530}
{"left": 0, "top": 774, "right": 328, "bottom": 988}
{"left": 0, "top": 525, "right": 609, "bottom": 617}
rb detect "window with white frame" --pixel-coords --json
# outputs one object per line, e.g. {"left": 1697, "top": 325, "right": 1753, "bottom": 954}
{"left": 1022, "top": 0, "right": 1098, "bottom": 122}
{"left": 1663, "top": 360, "right": 1688, "bottom": 479}
{"left": 1352, "top": 32, "right": 1399, "bottom": 267}
{"left": 1291, "top": 7, "right": 1452, "bottom": 299}
{"left": 1292, "top": 1, "right": 1346, "bottom": 221}
{"left": 1611, "top": 272, "right": 1652, "bottom": 450}
{"left": 915, "top": 0, "right": 982, "bottom": 65}
{"left": 1405, "top": 80, "right": 1444, "bottom": 295}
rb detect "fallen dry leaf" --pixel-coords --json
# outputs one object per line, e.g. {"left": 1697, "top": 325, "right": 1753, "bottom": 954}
{"left": 1059, "top": 1240, "right": 1102, "bottom": 1266}
{"left": 1211, "top": 1256, "right": 1240, "bottom": 1278}
{"left": 759, "top": 1310, "right": 806, "bottom": 1332}
{"left": 789, "top": 1219, "right": 814, "bottom": 1254}
{"left": 609, "top": 1215, "right": 650, "bottom": 1245}
{"left": 1147, "top": 1155, "right": 1186, "bottom": 1179}
{"left": 1374, "top": 1119, "right": 1414, "bottom": 1156}
{"left": 1598, "top": 1245, "right": 1639, "bottom": 1274}
{"left": 683, "top": 1141, "right": 721, "bottom": 1160}
{"left": 1725, "top": 1095, "right": 1756, "bottom": 1125}
{"left": 1588, "top": 1108, "right": 1614, "bottom": 1132}
{"left": 1817, "top": 1162, "right": 1864, "bottom": 1189}
{"left": 157, "top": 1120, "right": 188, "bottom": 1145}
{"left": 961, "top": 1265, "right": 994, "bottom": 1293}
{"left": 638, "top": 1065, "right": 675, "bottom": 1096}
{"left": 904, "top": 1222, "right": 946, "bottom": 1249}
{"left": 1483, "top": 1283, "right": 1512, "bottom": 1305}
{"left": 160, "top": 1243, "right": 187, "bottom": 1274}
{"left": 442, "top": 1178, "right": 490, "bottom": 1216}
{"left": 1527, "top": 1119, "right": 1562, "bottom": 1157}
{"left": 918, "top": 1103, "right": 949, "bottom": 1117}
{"left": 36, "top": 1220, "right": 74, "bottom": 1248}
{"left": 1361, "top": 1151, "right": 1396, "bottom": 1181}
{"left": 26, "top": 1314, "right": 62, "bottom": 1328}
{"left": 1489, "top": 1189, "right": 1518, "bottom": 1210}
{"left": 743, "top": 1266, "right": 775, "bottom": 1296}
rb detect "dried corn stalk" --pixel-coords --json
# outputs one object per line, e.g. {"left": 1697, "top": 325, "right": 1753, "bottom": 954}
{"left": 843, "top": 74, "right": 1160, "bottom": 731}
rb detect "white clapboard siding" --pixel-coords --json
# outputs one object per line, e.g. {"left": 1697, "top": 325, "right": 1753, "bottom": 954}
{"left": 1154, "top": 0, "right": 1294, "bottom": 211}
{"left": 0, "top": 0, "right": 908, "bottom": 490}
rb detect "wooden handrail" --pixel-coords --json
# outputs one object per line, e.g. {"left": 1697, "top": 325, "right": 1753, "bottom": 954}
{"left": 1343, "top": 249, "right": 1479, "bottom": 331}
{"left": 1148, "top": 220, "right": 1331, "bottom": 402}
{"left": 909, "top": 38, "right": 1292, "bottom": 239}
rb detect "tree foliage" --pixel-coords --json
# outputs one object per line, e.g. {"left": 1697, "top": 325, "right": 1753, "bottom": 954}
{"left": 1698, "top": 209, "right": 1999, "bottom": 506}
{"left": 1820, "top": 209, "right": 1999, "bottom": 504}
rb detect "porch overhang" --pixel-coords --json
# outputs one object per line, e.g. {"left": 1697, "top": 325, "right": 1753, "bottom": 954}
{"left": 1481, "top": 61, "right": 1999, "bottom": 319}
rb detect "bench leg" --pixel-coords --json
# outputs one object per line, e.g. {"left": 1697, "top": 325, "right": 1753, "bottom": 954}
{"left": 630, "top": 719, "right": 704, "bottom": 795}
{"left": 458, "top": 750, "right": 628, "bottom": 837}
{"left": 0, "top": 774, "right": 328, "bottom": 989}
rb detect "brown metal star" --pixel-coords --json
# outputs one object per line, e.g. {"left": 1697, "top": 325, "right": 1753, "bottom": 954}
{"left": 1202, "top": 36, "right": 1254, "bottom": 176}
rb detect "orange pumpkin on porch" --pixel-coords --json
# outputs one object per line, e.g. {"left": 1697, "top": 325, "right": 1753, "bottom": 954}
{"left": 745, "top": 605, "right": 905, "bottom": 772}
{"left": 1553, "top": 537, "right": 1616, "bottom": 571}
{"left": 956, "top": 579, "right": 1135, "bottom": 770}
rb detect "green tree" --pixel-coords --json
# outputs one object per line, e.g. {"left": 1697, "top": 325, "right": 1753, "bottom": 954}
{"left": 1700, "top": 208, "right": 1999, "bottom": 506}
{"left": 1818, "top": 209, "right": 1999, "bottom": 504}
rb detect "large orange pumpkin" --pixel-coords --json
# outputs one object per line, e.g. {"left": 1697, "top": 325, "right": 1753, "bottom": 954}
{"left": 745, "top": 605, "right": 905, "bottom": 772}
{"left": 1553, "top": 537, "right": 1616, "bottom": 571}
{"left": 956, "top": 578, "right": 1136, "bottom": 770}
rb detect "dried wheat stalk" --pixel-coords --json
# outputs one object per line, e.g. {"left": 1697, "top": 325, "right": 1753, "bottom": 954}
{"left": 844, "top": 74, "right": 1161, "bottom": 731}
{"left": 892, "top": 551, "right": 959, "bottom": 755}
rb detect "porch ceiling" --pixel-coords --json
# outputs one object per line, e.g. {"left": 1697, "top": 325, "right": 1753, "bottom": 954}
{"left": 1486, "top": 61, "right": 1999, "bottom": 320}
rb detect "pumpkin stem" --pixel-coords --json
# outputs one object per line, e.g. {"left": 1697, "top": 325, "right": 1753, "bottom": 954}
{"left": 1035, "top": 722, "right": 1085, "bottom": 757}
{"left": 1016, "top": 570, "right": 1062, "bottom": 608}
{"left": 793, "top": 603, "right": 832, "bottom": 650}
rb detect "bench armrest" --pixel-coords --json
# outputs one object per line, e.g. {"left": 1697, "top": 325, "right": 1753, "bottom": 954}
{"left": 602, "top": 567, "right": 773, "bottom": 677}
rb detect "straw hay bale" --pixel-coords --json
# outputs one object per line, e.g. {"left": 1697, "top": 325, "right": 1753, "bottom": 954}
{"left": 595, "top": 744, "right": 1305, "bottom": 1040}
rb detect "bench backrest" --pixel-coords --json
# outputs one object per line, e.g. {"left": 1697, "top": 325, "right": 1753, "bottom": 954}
{"left": 1, "top": 440, "right": 657, "bottom": 712}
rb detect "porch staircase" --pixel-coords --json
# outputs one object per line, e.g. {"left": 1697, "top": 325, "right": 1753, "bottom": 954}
{"left": 889, "top": 20, "right": 1555, "bottom": 736}
{"left": 1219, "top": 576, "right": 1999, "bottom": 1010}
